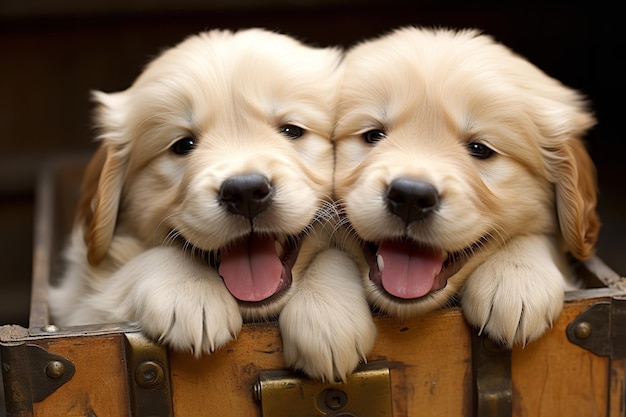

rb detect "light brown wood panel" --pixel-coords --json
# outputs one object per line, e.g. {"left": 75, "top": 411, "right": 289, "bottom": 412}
{"left": 512, "top": 298, "right": 610, "bottom": 417}
{"left": 170, "top": 309, "right": 473, "bottom": 417}
{"left": 33, "top": 335, "right": 130, "bottom": 417}
{"left": 170, "top": 321, "right": 284, "bottom": 417}
{"left": 371, "top": 309, "right": 473, "bottom": 417}
{"left": 18, "top": 297, "right": 615, "bottom": 417}
{"left": 609, "top": 358, "right": 625, "bottom": 417}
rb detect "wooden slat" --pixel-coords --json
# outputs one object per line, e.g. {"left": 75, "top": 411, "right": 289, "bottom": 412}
{"left": 32, "top": 335, "right": 130, "bottom": 417}
{"left": 170, "top": 309, "right": 472, "bottom": 416}
{"left": 512, "top": 298, "right": 610, "bottom": 417}
{"left": 170, "top": 321, "right": 284, "bottom": 416}
{"left": 170, "top": 298, "right": 616, "bottom": 417}
{"left": 609, "top": 358, "right": 625, "bottom": 417}
{"left": 371, "top": 309, "right": 473, "bottom": 416}
{"left": 6, "top": 295, "right": 617, "bottom": 417}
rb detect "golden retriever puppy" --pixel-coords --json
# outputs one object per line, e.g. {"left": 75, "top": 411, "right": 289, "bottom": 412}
{"left": 48, "top": 28, "right": 375, "bottom": 380}
{"left": 333, "top": 26, "right": 600, "bottom": 347}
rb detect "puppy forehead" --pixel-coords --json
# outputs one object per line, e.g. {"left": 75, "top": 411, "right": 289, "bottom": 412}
{"left": 123, "top": 30, "right": 340, "bottom": 144}
{"left": 133, "top": 29, "right": 340, "bottom": 104}
{"left": 342, "top": 32, "right": 522, "bottom": 112}
{"left": 341, "top": 32, "right": 553, "bottom": 129}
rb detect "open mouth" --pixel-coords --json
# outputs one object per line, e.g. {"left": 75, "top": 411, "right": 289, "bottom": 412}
{"left": 363, "top": 237, "right": 480, "bottom": 301}
{"left": 174, "top": 232, "right": 301, "bottom": 304}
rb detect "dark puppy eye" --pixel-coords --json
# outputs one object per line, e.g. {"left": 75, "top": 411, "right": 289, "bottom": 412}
{"left": 363, "top": 129, "right": 386, "bottom": 144}
{"left": 279, "top": 124, "right": 304, "bottom": 139}
{"left": 467, "top": 142, "right": 495, "bottom": 159}
{"left": 171, "top": 137, "right": 196, "bottom": 155}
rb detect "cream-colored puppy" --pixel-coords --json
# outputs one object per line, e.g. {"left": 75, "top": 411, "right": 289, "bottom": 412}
{"left": 333, "top": 26, "right": 600, "bottom": 346}
{"left": 49, "top": 28, "right": 374, "bottom": 381}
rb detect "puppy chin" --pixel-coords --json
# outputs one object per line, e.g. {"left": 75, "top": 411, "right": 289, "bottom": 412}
{"left": 365, "top": 275, "right": 463, "bottom": 320}
{"left": 237, "top": 287, "right": 294, "bottom": 321}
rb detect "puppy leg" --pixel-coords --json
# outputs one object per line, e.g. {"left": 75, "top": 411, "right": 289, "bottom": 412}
{"left": 461, "top": 234, "right": 571, "bottom": 347}
{"left": 87, "top": 246, "right": 243, "bottom": 355}
{"left": 49, "top": 230, "right": 145, "bottom": 326}
{"left": 279, "top": 248, "right": 377, "bottom": 382}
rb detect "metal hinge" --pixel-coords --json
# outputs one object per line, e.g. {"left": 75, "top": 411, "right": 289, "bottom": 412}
{"left": 566, "top": 295, "right": 626, "bottom": 358}
{"left": 1, "top": 343, "right": 76, "bottom": 415}
{"left": 124, "top": 332, "right": 173, "bottom": 417}
{"left": 254, "top": 360, "right": 392, "bottom": 417}
{"left": 471, "top": 332, "right": 512, "bottom": 417}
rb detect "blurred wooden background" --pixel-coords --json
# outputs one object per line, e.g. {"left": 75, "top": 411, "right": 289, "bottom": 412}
{"left": 0, "top": 0, "right": 623, "bottom": 327}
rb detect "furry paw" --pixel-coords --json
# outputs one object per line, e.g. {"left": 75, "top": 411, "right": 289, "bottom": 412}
{"left": 461, "top": 236, "right": 567, "bottom": 347}
{"left": 279, "top": 249, "right": 377, "bottom": 382}
{"left": 116, "top": 248, "right": 243, "bottom": 354}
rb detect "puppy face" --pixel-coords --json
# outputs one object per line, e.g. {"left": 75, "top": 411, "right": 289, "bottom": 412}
{"left": 333, "top": 27, "right": 599, "bottom": 317}
{"left": 80, "top": 29, "right": 341, "bottom": 314}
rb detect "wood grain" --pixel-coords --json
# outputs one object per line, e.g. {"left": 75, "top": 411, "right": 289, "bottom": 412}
{"left": 33, "top": 335, "right": 129, "bottom": 417}
{"left": 12, "top": 296, "right": 615, "bottom": 416}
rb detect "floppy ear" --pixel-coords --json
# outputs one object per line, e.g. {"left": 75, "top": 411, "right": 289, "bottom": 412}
{"left": 554, "top": 136, "right": 600, "bottom": 260}
{"left": 78, "top": 91, "right": 131, "bottom": 266}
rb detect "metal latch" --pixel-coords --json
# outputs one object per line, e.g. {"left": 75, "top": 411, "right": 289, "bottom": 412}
{"left": 566, "top": 295, "right": 626, "bottom": 358}
{"left": 1, "top": 343, "right": 75, "bottom": 415}
{"left": 254, "top": 360, "right": 392, "bottom": 417}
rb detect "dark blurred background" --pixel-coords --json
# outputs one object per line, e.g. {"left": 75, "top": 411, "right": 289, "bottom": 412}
{"left": 0, "top": 1, "right": 623, "bottom": 327}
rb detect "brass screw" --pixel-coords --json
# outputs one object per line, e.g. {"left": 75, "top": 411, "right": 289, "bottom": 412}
{"left": 45, "top": 361, "right": 65, "bottom": 379}
{"left": 575, "top": 322, "right": 592, "bottom": 339}
{"left": 324, "top": 389, "right": 348, "bottom": 410}
{"left": 135, "top": 360, "right": 164, "bottom": 389}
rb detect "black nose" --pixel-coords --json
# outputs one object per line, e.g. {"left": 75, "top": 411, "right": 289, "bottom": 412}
{"left": 385, "top": 177, "right": 439, "bottom": 225}
{"left": 219, "top": 174, "right": 273, "bottom": 220}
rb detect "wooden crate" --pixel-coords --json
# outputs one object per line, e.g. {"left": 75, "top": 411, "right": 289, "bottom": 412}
{"left": 2, "top": 157, "right": 625, "bottom": 417}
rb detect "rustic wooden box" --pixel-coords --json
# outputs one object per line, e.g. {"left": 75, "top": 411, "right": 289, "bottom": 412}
{"left": 2, "top": 157, "right": 625, "bottom": 417}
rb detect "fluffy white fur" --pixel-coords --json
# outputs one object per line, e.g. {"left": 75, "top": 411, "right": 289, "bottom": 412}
{"left": 333, "top": 26, "right": 600, "bottom": 347}
{"left": 49, "top": 28, "right": 375, "bottom": 382}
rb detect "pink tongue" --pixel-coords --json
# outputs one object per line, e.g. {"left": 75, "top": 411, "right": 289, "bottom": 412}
{"left": 219, "top": 235, "right": 283, "bottom": 302}
{"left": 377, "top": 240, "right": 443, "bottom": 299}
